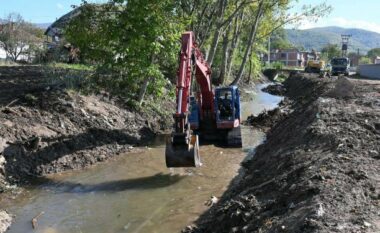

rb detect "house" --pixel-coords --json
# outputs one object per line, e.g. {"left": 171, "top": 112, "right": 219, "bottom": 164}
{"left": 263, "top": 48, "right": 307, "bottom": 67}
{"left": 45, "top": 3, "right": 106, "bottom": 43}
{"left": 44, "top": 6, "right": 83, "bottom": 43}
{"left": 373, "top": 56, "right": 380, "bottom": 64}
{"left": 0, "top": 47, "right": 6, "bottom": 59}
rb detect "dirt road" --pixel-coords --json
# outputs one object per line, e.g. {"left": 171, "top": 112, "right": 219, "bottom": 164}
{"left": 186, "top": 75, "right": 380, "bottom": 233}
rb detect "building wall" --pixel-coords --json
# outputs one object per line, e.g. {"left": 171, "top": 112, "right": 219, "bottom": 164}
{"left": 358, "top": 64, "right": 380, "bottom": 79}
{"left": 263, "top": 49, "right": 304, "bottom": 67}
{"left": 0, "top": 48, "right": 6, "bottom": 59}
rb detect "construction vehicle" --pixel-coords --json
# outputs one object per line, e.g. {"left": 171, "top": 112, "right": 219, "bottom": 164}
{"left": 331, "top": 57, "right": 350, "bottom": 76}
{"left": 304, "top": 59, "right": 326, "bottom": 73}
{"left": 165, "top": 31, "right": 242, "bottom": 168}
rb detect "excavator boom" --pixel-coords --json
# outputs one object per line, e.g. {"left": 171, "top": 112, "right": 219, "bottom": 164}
{"left": 166, "top": 31, "right": 212, "bottom": 167}
{"left": 166, "top": 31, "right": 242, "bottom": 168}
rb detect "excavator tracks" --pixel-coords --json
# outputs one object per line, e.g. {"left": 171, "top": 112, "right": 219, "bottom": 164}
{"left": 227, "top": 126, "right": 242, "bottom": 147}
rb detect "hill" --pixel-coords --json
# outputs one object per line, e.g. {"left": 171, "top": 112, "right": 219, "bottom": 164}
{"left": 34, "top": 23, "right": 51, "bottom": 29}
{"left": 286, "top": 26, "right": 380, "bottom": 53}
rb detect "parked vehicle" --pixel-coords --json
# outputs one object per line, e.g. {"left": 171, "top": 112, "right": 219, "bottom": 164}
{"left": 331, "top": 57, "right": 350, "bottom": 76}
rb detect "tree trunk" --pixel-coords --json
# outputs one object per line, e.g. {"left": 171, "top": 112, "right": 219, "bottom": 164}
{"left": 247, "top": 50, "right": 252, "bottom": 83}
{"left": 206, "top": 0, "right": 226, "bottom": 66}
{"left": 218, "top": 23, "right": 232, "bottom": 85}
{"left": 227, "top": 11, "right": 243, "bottom": 79}
{"left": 230, "top": 0, "right": 264, "bottom": 86}
{"left": 137, "top": 56, "right": 155, "bottom": 106}
{"left": 137, "top": 77, "right": 150, "bottom": 106}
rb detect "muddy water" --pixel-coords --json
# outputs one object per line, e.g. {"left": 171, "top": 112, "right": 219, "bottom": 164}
{"left": 2, "top": 84, "right": 282, "bottom": 233}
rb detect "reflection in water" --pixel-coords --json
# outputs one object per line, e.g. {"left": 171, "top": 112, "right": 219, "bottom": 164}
{"left": 40, "top": 173, "right": 186, "bottom": 193}
{"left": 3, "top": 84, "right": 282, "bottom": 233}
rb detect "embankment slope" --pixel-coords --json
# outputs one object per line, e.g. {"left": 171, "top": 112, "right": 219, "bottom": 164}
{"left": 186, "top": 76, "right": 380, "bottom": 232}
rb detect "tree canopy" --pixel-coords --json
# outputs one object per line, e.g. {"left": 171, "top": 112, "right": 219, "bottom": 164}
{"left": 321, "top": 44, "right": 341, "bottom": 60}
{"left": 0, "top": 13, "right": 44, "bottom": 61}
{"left": 65, "top": 0, "right": 331, "bottom": 105}
{"left": 367, "top": 48, "right": 380, "bottom": 58}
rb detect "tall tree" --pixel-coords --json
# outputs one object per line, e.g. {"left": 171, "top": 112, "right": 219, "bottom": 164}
{"left": 66, "top": 0, "right": 185, "bottom": 105}
{"left": 321, "top": 44, "right": 341, "bottom": 60}
{"left": 0, "top": 13, "right": 43, "bottom": 61}
{"left": 230, "top": 0, "right": 331, "bottom": 85}
{"left": 367, "top": 48, "right": 380, "bottom": 58}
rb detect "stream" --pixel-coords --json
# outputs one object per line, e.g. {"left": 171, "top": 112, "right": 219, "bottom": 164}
{"left": 2, "top": 84, "right": 282, "bottom": 233}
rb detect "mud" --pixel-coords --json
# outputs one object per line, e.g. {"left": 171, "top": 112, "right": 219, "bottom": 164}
{"left": 261, "top": 83, "right": 286, "bottom": 96}
{"left": 185, "top": 76, "right": 380, "bottom": 233}
{"left": 0, "top": 66, "right": 175, "bottom": 232}
{"left": 0, "top": 66, "right": 172, "bottom": 186}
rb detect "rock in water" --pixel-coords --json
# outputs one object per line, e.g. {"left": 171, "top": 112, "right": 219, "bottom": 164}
{"left": 0, "top": 210, "right": 12, "bottom": 233}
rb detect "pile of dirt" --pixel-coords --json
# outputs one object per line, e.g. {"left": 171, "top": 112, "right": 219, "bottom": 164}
{"left": 0, "top": 66, "right": 173, "bottom": 185}
{"left": 244, "top": 106, "right": 288, "bottom": 130}
{"left": 185, "top": 75, "right": 380, "bottom": 232}
{"left": 261, "top": 83, "right": 286, "bottom": 96}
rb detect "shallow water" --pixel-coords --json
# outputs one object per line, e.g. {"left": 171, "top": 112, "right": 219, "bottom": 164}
{"left": 2, "top": 84, "right": 282, "bottom": 233}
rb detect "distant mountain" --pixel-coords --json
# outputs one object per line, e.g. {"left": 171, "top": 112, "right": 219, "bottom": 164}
{"left": 34, "top": 23, "right": 51, "bottom": 29}
{"left": 286, "top": 26, "right": 380, "bottom": 54}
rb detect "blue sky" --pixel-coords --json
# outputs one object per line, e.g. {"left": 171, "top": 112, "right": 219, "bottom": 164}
{"left": 0, "top": 0, "right": 106, "bottom": 23}
{"left": 288, "top": 0, "right": 380, "bottom": 33}
{"left": 1, "top": 0, "right": 380, "bottom": 33}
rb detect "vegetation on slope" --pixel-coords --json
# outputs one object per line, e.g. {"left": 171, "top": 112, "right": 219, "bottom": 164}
{"left": 286, "top": 26, "right": 380, "bottom": 53}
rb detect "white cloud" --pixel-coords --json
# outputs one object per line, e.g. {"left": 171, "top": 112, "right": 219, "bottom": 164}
{"left": 56, "top": 3, "right": 64, "bottom": 10}
{"left": 286, "top": 17, "right": 380, "bottom": 34}
{"left": 331, "top": 17, "right": 380, "bottom": 33}
{"left": 285, "top": 15, "right": 329, "bottom": 30}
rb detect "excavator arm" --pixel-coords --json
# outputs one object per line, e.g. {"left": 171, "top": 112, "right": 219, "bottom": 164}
{"left": 166, "top": 31, "right": 213, "bottom": 167}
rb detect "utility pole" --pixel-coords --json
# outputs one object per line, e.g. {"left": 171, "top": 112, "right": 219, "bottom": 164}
{"left": 341, "top": 34, "right": 351, "bottom": 57}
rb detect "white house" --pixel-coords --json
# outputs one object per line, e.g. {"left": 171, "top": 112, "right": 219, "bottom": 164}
{"left": 374, "top": 56, "right": 380, "bottom": 64}
{"left": 0, "top": 47, "right": 6, "bottom": 59}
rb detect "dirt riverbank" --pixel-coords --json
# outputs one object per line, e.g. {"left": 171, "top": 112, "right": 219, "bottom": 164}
{"left": 0, "top": 66, "right": 173, "bottom": 232}
{"left": 185, "top": 75, "right": 380, "bottom": 233}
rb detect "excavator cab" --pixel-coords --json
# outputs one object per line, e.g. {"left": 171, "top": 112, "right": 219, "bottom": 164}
{"left": 215, "top": 86, "right": 241, "bottom": 129}
{"left": 215, "top": 86, "right": 242, "bottom": 147}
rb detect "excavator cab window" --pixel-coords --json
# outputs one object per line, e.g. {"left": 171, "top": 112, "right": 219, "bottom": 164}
{"left": 217, "top": 90, "right": 233, "bottom": 120}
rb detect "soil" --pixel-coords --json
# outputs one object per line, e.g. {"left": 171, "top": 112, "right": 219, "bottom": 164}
{"left": 244, "top": 97, "right": 291, "bottom": 131}
{"left": 185, "top": 75, "right": 380, "bottom": 233}
{"left": 0, "top": 66, "right": 173, "bottom": 232}
{"left": 261, "top": 83, "right": 286, "bottom": 96}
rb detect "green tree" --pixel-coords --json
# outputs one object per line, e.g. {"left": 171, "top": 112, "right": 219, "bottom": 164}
{"left": 0, "top": 13, "right": 44, "bottom": 61}
{"left": 64, "top": 0, "right": 331, "bottom": 104}
{"left": 367, "top": 48, "right": 380, "bottom": 58}
{"left": 270, "top": 28, "right": 293, "bottom": 49}
{"left": 66, "top": 1, "right": 185, "bottom": 105}
{"left": 230, "top": 1, "right": 331, "bottom": 85}
{"left": 359, "top": 56, "right": 372, "bottom": 64}
{"left": 321, "top": 44, "right": 341, "bottom": 60}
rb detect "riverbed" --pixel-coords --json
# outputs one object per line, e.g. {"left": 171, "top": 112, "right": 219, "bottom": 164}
{"left": 2, "top": 84, "right": 282, "bottom": 233}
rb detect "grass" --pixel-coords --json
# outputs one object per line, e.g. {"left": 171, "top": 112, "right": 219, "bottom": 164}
{"left": 0, "top": 59, "right": 19, "bottom": 66}
{"left": 43, "top": 63, "right": 94, "bottom": 90}
{"left": 47, "top": 62, "right": 94, "bottom": 71}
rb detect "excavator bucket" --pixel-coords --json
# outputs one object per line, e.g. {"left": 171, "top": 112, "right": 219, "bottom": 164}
{"left": 165, "top": 134, "right": 201, "bottom": 167}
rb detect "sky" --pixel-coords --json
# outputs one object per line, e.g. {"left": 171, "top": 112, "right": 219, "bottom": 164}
{"left": 288, "top": 0, "right": 380, "bottom": 33}
{"left": 1, "top": 0, "right": 380, "bottom": 33}
{"left": 0, "top": 0, "right": 106, "bottom": 24}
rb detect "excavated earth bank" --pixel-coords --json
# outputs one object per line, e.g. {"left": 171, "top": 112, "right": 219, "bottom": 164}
{"left": 0, "top": 66, "right": 172, "bottom": 232}
{"left": 185, "top": 75, "right": 380, "bottom": 233}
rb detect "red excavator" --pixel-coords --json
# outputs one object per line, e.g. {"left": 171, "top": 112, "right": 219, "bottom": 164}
{"left": 165, "top": 31, "right": 242, "bottom": 168}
